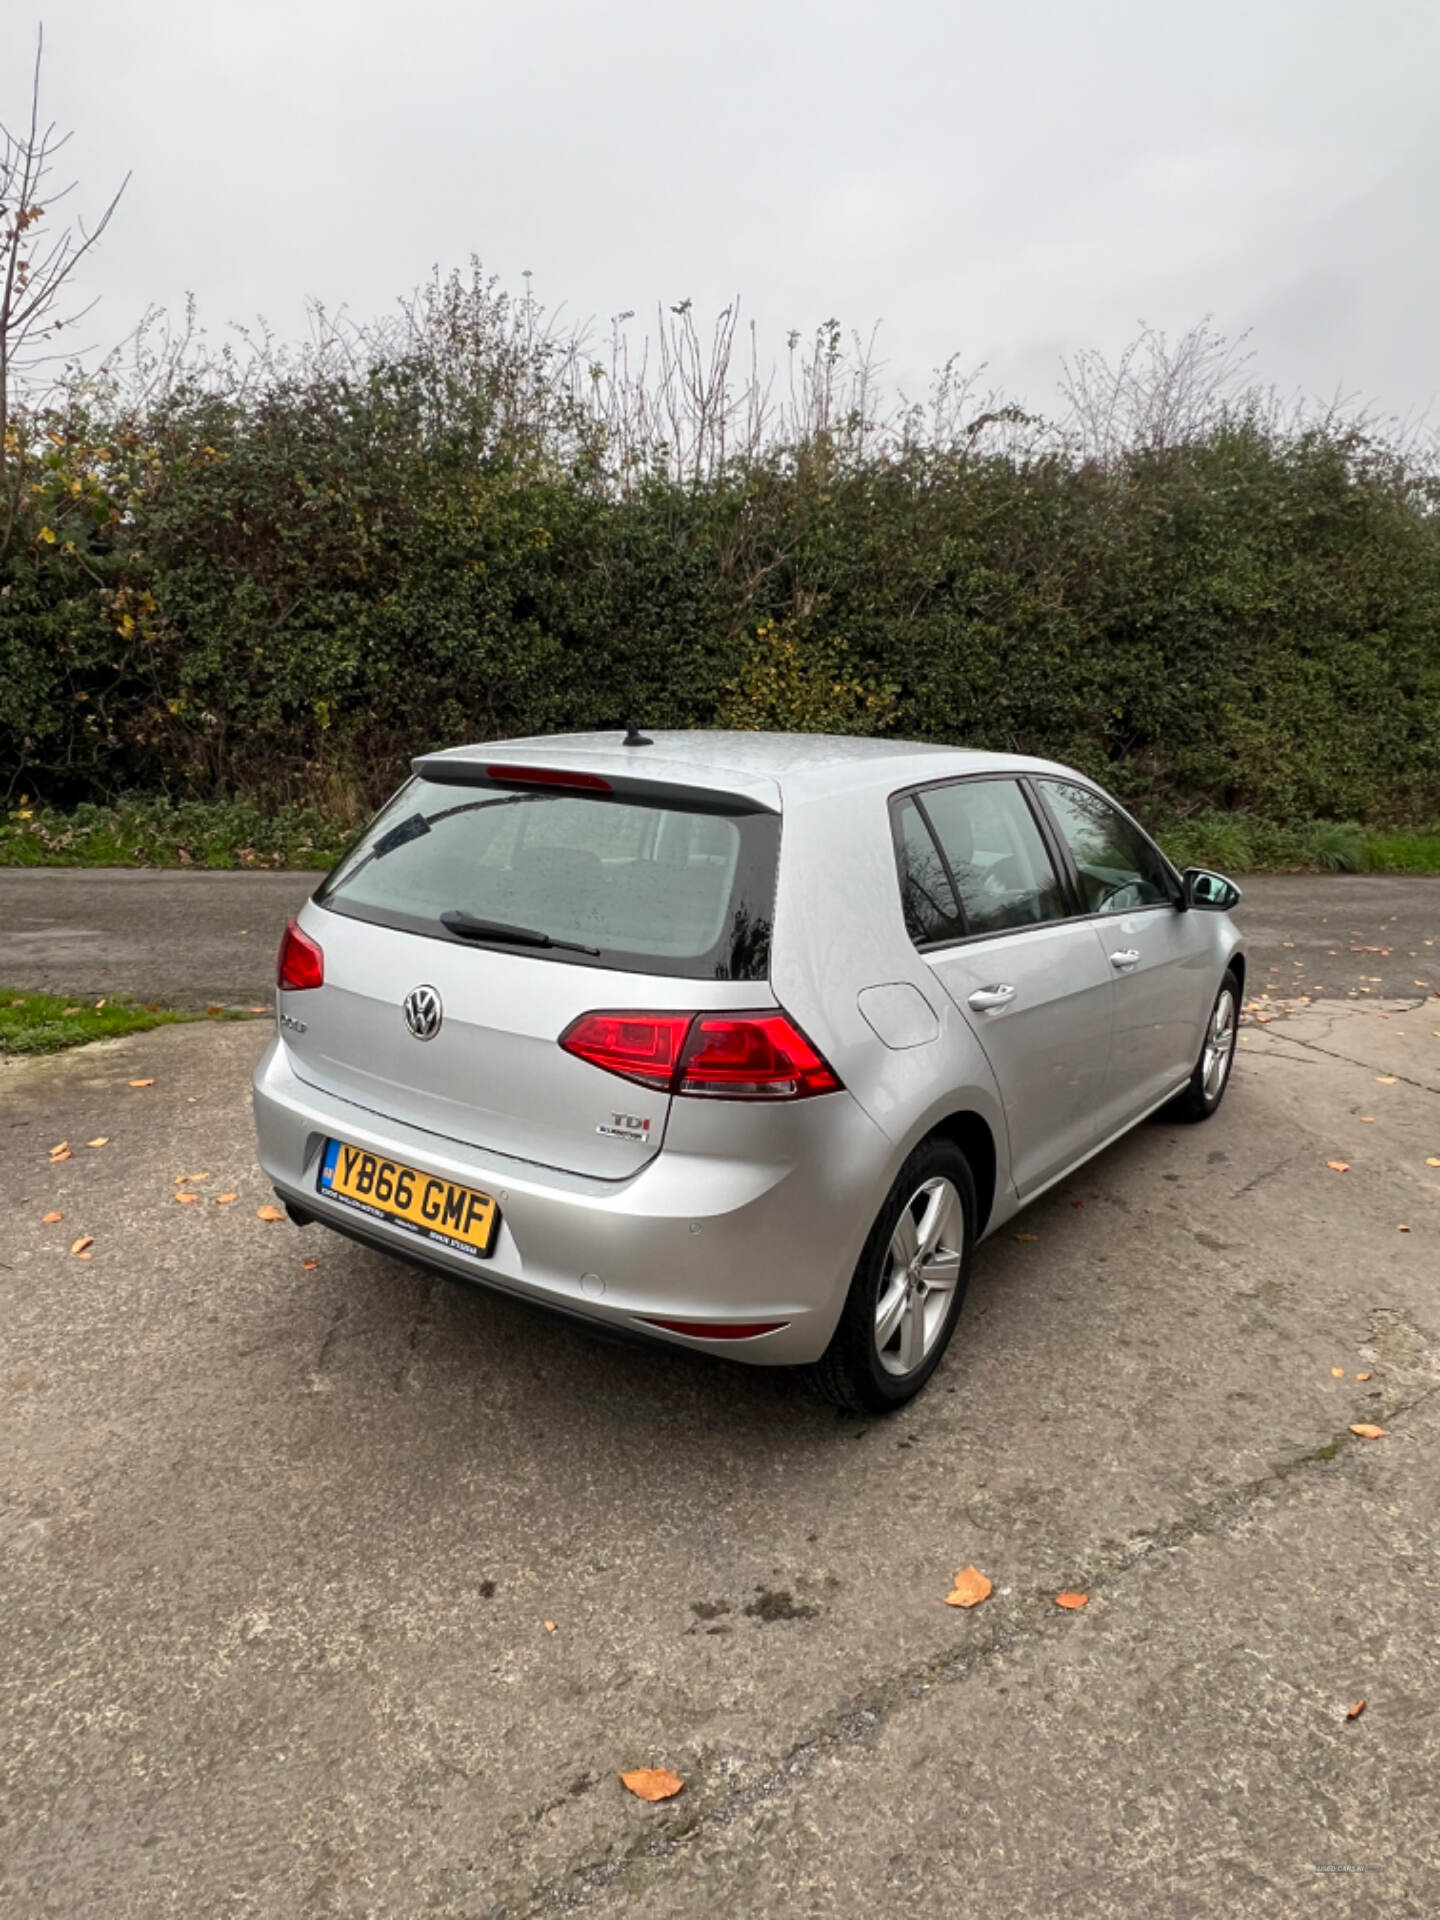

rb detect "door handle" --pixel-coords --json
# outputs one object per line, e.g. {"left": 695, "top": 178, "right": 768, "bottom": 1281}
{"left": 1109, "top": 949, "right": 1141, "bottom": 971}
{"left": 967, "top": 984, "right": 1016, "bottom": 1011}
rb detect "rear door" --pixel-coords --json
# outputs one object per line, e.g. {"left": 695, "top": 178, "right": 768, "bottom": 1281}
{"left": 893, "top": 777, "right": 1116, "bottom": 1197}
{"left": 1031, "top": 777, "right": 1215, "bottom": 1127}
{"left": 281, "top": 774, "right": 781, "bottom": 1179}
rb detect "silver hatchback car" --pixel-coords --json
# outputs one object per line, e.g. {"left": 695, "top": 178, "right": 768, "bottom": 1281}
{"left": 253, "top": 731, "right": 1244, "bottom": 1410}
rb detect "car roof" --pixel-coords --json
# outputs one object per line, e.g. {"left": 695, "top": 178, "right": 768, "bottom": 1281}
{"left": 422, "top": 730, "right": 1075, "bottom": 807}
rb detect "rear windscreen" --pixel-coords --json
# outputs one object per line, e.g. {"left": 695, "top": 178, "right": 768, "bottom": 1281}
{"left": 315, "top": 777, "right": 779, "bottom": 980}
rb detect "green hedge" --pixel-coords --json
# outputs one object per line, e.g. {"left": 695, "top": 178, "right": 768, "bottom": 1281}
{"left": 4, "top": 348, "right": 1439, "bottom": 827}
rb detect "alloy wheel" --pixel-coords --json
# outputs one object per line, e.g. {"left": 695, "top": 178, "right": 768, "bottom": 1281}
{"left": 874, "top": 1176, "right": 965, "bottom": 1377}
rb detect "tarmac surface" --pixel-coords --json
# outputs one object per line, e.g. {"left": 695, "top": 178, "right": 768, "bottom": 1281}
{"left": 1, "top": 865, "right": 1439, "bottom": 1011}
{"left": 2, "top": 870, "right": 1438, "bottom": 1916}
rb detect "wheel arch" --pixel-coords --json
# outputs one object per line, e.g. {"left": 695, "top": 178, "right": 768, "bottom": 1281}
{"left": 925, "top": 1108, "right": 999, "bottom": 1239}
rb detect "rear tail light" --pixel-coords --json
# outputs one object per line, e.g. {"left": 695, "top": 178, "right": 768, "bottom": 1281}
{"left": 558, "top": 1011, "right": 692, "bottom": 1090}
{"left": 277, "top": 918, "right": 324, "bottom": 991}
{"left": 559, "top": 1010, "right": 840, "bottom": 1100}
{"left": 677, "top": 1013, "right": 840, "bottom": 1098}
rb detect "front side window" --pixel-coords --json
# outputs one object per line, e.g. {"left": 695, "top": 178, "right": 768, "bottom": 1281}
{"left": 1036, "top": 779, "right": 1175, "bottom": 915}
{"left": 894, "top": 779, "right": 1067, "bottom": 943}
{"left": 316, "top": 777, "right": 778, "bottom": 979}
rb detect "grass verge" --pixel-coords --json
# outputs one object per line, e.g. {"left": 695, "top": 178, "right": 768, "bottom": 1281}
{"left": 0, "top": 798, "right": 348, "bottom": 870}
{"left": 0, "top": 991, "right": 251, "bottom": 1058}
{"left": 1156, "top": 814, "right": 1440, "bottom": 876}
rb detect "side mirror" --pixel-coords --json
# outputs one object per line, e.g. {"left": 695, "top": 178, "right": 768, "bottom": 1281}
{"left": 1182, "top": 867, "right": 1242, "bottom": 912}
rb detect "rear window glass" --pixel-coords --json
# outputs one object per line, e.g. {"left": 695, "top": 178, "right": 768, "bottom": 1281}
{"left": 315, "top": 777, "right": 779, "bottom": 980}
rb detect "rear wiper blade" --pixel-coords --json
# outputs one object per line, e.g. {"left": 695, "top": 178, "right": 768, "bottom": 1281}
{"left": 440, "top": 909, "right": 600, "bottom": 957}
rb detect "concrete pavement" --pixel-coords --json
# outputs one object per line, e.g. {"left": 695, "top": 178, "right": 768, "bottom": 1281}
{"left": 1, "top": 876, "right": 1439, "bottom": 1916}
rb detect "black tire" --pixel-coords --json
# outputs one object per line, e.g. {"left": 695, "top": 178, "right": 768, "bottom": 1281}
{"left": 1163, "top": 967, "right": 1241, "bottom": 1124}
{"left": 807, "top": 1137, "right": 976, "bottom": 1414}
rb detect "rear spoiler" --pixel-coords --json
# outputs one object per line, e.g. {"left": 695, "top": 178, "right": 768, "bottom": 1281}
{"left": 411, "top": 752, "right": 780, "bottom": 817}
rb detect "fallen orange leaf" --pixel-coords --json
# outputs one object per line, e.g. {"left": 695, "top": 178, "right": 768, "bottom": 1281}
{"left": 49, "top": 1146, "right": 71, "bottom": 1162}
{"left": 256, "top": 1205, "right": 284, "bottom": 1222}
{"left": 175, "top": 1192, "right": 200, "bottom": 1205}
{"left": 1331, "top": 1367, "right": 1345, "bottom": 1378}
{"left": 300, "top": 1257, "right": 318, "bottom": 1270}
{"left": 206, "top": 1004, "right": 223, "bottom": 1015}
{"left": 76, "top": 1251, "right": 92, "bottom": 1261}
{"left": 62, "top": 1006, "right": 80, "bottom": 1016}
{"left": 943, "top": 1565, "right": 993, "bottom": 1609}
{"left": 42, "top": 1210, "right": 62, "bottom": 1224}
{"left": 1360, "top": 1116, "right": 1375, "bottom": 1124}
{"left": 48, "top": 1141, "right": 69, "bottom": 1157}
{"left": 1054, "top": 1591, "right": 1089, "bottom": 1610}
{"left": 70, "top": 1235, "right": 93, "bottom": 1255}
{"left": 128, "top": 1078, "right": 154, "bottom": 1088}
{"left": 543, "top": 1620, "right": 556, "bottom": 1633}
{"left": 1375, "top": 1076, "right": 1397, "bottom": 1085}
{"left": 249, "top": 1005, "right": 267, "bottom": 1014}
{"left": 1356, "top": 1371, "right": 1372, "bottom": 1381}
{"left": 1396, "top": 1224, "right": 1411, "bottom": 1233}
{"left": 1326, "top": 1161, "right": 1350, "bottom": 1173}
{"left": 1348, "top": 1424, "right": 1386, "bottom": 1440}
{"left": 94, "top": 998, "right": 106, "bottom": 1009}
{"left": 1427, "top": 1158, "right": 1440, "bottom": 1168}
{"left": 215, "top": 1193, "right": 238, "bottom": 1205}
{"left": 1014, "top": 1232, "right": 1037, "bottom": 1243}
{"left": 1346, "top": 1700, "right": 1366, "bottom": 1721}
{"left": 86, "top": 1137, "right": 108, "bottom": 1148}
{"left": 620, "top": 1768, "right": 684, "bottom": 1803}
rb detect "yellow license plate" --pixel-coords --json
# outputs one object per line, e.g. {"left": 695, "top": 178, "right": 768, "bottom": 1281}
{"left": 317, "top": 1139, "right": 499, "bottom": 1258}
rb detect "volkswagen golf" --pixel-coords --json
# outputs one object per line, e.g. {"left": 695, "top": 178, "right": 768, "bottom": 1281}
{"left": 253, "top": 730, "right": 1244, "bottom": 1410}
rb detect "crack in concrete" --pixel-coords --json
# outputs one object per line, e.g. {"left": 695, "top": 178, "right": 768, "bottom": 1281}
{"left": 490, "top": 1385, "right": 1436, "bottom": 1917}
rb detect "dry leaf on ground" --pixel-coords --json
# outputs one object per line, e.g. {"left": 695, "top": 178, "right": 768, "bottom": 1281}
{"left": 1014, "top": 1232, "right": 1037, "bottom": 1243}
{"left": 175, "top": 1192, "right": 200, "bottom": 1205}
{"left": 1055, "top": 1591, "right": 1089, "bottom": 1610}
{"left": 128, "top": 1079, "right": 155, "bottom": 1089}
{"left": 943, "top": 1565, "right": 993, "bottom": 1609}
{"left": 1349, "top": 1424, "right": 1387, "bottom": 1440}
{"left": 543, "top": 1620, "right": 556, "bottom": 1633}
{"left": 1326, "top": 1161, "right": 1350, "bottom": 1173}
{"left": 1427, "top": 1159, "right": 1440, "bottom": 1168}
{"left": 62, "top": 1006, "right": 80, "bottom": 1016}
{"left": 256, "top": 1205, "right": 285, "bottom": 1222}
{"left": 215, "top": 1193, "right": 238, "bottom": 1205}
{"left": 41, "top": 1210, "right": 62, "bottom": 1224}
{"left": 86, "top": 1137, "right": 108, "bottom": 1148}
{"left": 1375, "top": 1075, "right": 1398, "bottom": 1085}
{"left": 300, "top": 1258, "right": 318, "bottom": 1270}
{"left": 1356, "top": 1371, "right": 1372, "bottom": 1381}
{"left": 620, "top": 1768, "right": 684, "bottom": 1803}
{"left": 1346, "top": 1700, "right": 1366, "bottom": 1721}
{"left": 70, "top": 1236, "right": 93, "bottom": 1255}
{"left": 1331, "top": 1367, "right": 1345, "bottom": 1378}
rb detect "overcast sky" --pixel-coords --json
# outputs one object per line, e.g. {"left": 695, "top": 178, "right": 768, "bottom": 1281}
{"left": 6, "top": 0, "right": 1439, "bottom": 423}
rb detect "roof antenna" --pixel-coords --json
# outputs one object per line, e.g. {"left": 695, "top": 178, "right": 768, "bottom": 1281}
{"left": 622, "top": 722, "right": 653, "bottom": 747}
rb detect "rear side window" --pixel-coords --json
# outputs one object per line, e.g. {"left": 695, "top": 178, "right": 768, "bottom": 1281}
{"left": 894, "top": 779, "right": 1066, "bottom": 943}
{"left": 316, "top": 777, "right": 779, "bottom": 979}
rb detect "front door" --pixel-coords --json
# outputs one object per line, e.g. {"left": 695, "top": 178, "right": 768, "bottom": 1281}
{"left": 893, "top": 779, "right": 1116, "bottom": 1198}
{"left": 1031, "top": 777, "right": 1216, "bottom": 1128}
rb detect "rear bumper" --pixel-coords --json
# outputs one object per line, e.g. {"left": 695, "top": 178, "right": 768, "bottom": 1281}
{"left": 252, "top": 1036, "right": 889, "bottom": 1365}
